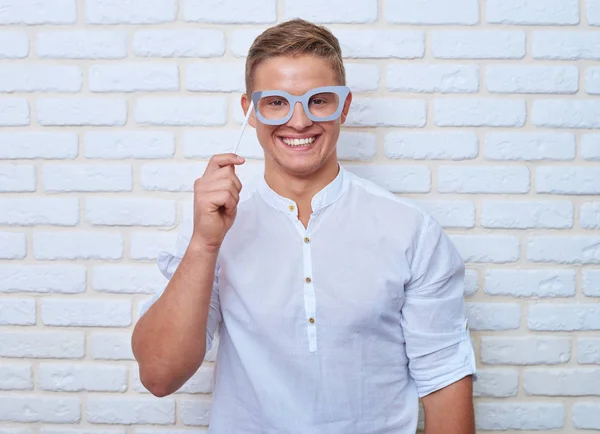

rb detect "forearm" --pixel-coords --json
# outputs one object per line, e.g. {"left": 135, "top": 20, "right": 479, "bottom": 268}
{"left": 422, "top": 376, "right": 475, "bottom": 434}
{"left": 132, "top": 242, "right": 217, "bottom": 397}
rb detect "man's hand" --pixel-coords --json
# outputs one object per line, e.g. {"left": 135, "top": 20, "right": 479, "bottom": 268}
{"left": 421, "top": 375, "right": 475, "bottom": 434}
{"left": 192, "top": 153, "right": 245, "bottom": 252}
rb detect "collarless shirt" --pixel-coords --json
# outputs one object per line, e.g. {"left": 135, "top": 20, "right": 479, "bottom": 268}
{"left": 143, "top": 166, "right": 477, "bottom": 434}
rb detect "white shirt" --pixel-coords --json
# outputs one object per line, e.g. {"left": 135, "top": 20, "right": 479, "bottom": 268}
{"left": 143, "top": 166, "right": 477, "bottom": 434}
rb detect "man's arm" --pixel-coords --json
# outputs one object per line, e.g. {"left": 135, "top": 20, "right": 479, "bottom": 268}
{"left": 422, "top": 375, "right": 475, "bottom": 434}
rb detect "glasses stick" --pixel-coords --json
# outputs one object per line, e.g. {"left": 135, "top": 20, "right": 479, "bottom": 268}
{"left": 232, "top": 101, "right": 254, "bottom": 156}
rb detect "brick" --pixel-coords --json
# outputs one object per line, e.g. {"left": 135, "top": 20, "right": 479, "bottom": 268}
{"left": 0, "top": 331, "right": 84, "bottom": 358}
{"left": 0, "top": 396, "right": 80, "bottom": 423}
{"left": 0, "top": 364, "right": 32, "bottom": 390}
{"left": 485, "top": 269, "right": 575, "bottom": 297}
{"left": 41, "top": 299, "right": 131, "bottom": 327}
{"left": 335, "top": 30, "right": 425, "bottom": 59}
{"left": 0, "top": 164, "right": 35, "bottom": 192}
{"left": 86, "top": 0, "right": 176, "bottom": 24}
{"left": 92, "top": 265, "right": 167, "bottom": 294}
{"left": 43, "top": 164, "right": 132, "bottom": 192}
{"left": 183, "top": 130, "right": 263, "bottom": 160}
{"left": 532, "top": 99, "right": 600, "bottom": 128}
{"left": 87, "top": 397, "right": 175, "bottom": 425}
{"left": 90, "top": 64, "right": 178, "bottom": 93}
{"left": 131, "top": 232, "right": 179, "bottom": 261}
{"left": 435, "top": 98, "right": 526, "bottom": 127}
{"left": 414, "top": 200, "right": 475, "bottom": 228}
{"left": 439, "top": 166, "right": 529, "bottom": 194}
{"left": 0, "top": 132, "right": 78, "bottom": 160}
{"left": 0, "top": 299, "right": 35, "bottom": 326}
{"left": 582, "top": 134, "right": 600, "bottom": 160}
{"left": 141, "top": 163, "right": 208, "bottom": 192}
{"left": 33, "top": 232, "right": 123, "bottom": 260}
{"left": 432, "top": 31, "right": 525, "bottom": 59}
{"left": 581, "top": 203, "right": 600, "bottom": 229}
{"left": 134, "top": 29, "right": 225, "bottom": 58}
{"left": 0, "top": 99, "right": 29, "bottom": 126}
{"left": 577, "top": 338, "right": 600, "bottom": 364}
{"left": 464, "top": 269, "right": 479, "bottom": 296}
{"left": 385, "top": 132, "right": 477, "bottom": 160}
{"left": 450, "top": 235, "right": 520, "bottom": 263}
{"left": 527, "top": 236, "right": 600, "bottom": 264}
{"left": 90, "top": 333, "right": 134, "bottom": 361}
{"left": 134, "top": 430, "right": 205, "bottom": 434}
{"left": 482, "top": 201, "right": 573, "bottom": 229}
{"left": 386, "top": 0, "right": 477, "bottom": 24}
{"left": 181, "top": 399, "right": 212, "bottom": 426}
{"left": 529, "top": 303, "right": 600, "bottom": 330}
{"left": 337, "top": 132, "right": 377, "bottom": 161}
{"left": 583, "top": 269, "right": 600, "bottom": 297}
{"left": 472, "top": 369, "right": 518, "bottom": 397}
{"left": 0, "top": 429, "right": 32, "bottom": 434}
{"left": 0, "top": 264, "right": 86, "bottom": 294}
{"left": 186, "top": 62, "right": 243, "bottom": 92}
{"left": 536, "top": 167, "right": 600, "bottom": 194}
{"left": 230, "top": 29, "right": 266, "bottom": 58}
{"left": 387, "top": 65, "right": 479, "bottom": 93}
{"left": 39, "top": 363, "right": 128, "bottom": 392}
{"left": 0, "top": 65, "right": 82, "bottom": 93}
{"left": 487, "top": 0, "right": 579, "bottom": 24}
{"left": 481, "top": 337, "right": 570, "bottom": 365}
{"left": 0, "top": 0, "right": 76, "bottom": 24}
{"left": 86, "top": 198, "right": 176, "bottom": 227}
{"left": 185, "top": 0, "right": 275, "bottom": 23}
{"left": 37, "top": 31, "right": 127, "bottom": 59}
{"left": 589, "top": 0, "right": 600, "bottom": 25}
{"left": 476, "top": 403, "right": 564, "bottom": 431}
{"left": 0, "top": 31, "right": 28, "bottom": 58}
{"left": 465, "top": 302, "right": 521, "bottom": 330}
{"left": 0, "top": 198, "right": 79, "bottom": 226}
{"left": 525, "top": 369, "right": 600, "bottom": 396}
{"left": 573, "top": 403, "right": 600, "bottom": 430}
{"left": 485, "top": 132, "right": 575, "bottom": 161}
{"left": 586, "top": 67, "right": 600, "bottom": 94}
{"left": 487, "top": 65, "right": 578, "bottom": 94}
{"left": 346, "top": 98, "right": 426, "bottom": 127}
{"left": 37, "top": 98, "right": 127, "bottom": 126}
{"left": 0, "top": 232, "right": 26, "bottom": 260}
{"left": 345, "top": 64, "right": 380, "bottom": 92}
{"left": 85, "top": 131, "right": 174, "bottom": 160}
{"left": 136, "top": 97, "right": 227, "bottom": 126}
{"left": 42, "top": 430, "right": 125, "bottom": 434}
{"left": 532, "top": 31, "right": 600, "bottom": 60}
{"left": 284, "top": 0, "right": 376, "bottom": 23}
{"left": 344, "top": 165, "right": 430, "bottom": 193}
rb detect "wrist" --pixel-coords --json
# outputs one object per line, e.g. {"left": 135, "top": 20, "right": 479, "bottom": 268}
{"left": 187, "top": 236, "right": 221, "bottom": 258}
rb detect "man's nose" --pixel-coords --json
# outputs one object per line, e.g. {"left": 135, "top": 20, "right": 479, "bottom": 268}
{"left": 287, "top": 102, "right": 313, "bottom": 129}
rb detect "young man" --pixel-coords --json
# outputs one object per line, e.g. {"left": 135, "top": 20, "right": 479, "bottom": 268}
{"left": 132, "top": 19, "right": 477, "bottom": 434}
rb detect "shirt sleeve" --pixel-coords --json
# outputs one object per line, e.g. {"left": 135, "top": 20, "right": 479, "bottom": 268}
{"left": 138, "top": 224, "right": 222, "bottom": 353}
{"left": 401, "top": 214, "right": 477, "bottom": 398}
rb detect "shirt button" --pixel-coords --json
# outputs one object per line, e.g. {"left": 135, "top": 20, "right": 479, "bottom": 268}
{"left": 304, "top": 237, "right": 310, "bottom": 243}
{"left": 309, "top": 317, "right": 315, "bottom": 324}
{"left": 305, "top": 277, "right": 312, "bottom": 284}
{"left": 289, "top": 205, "right": 295, "bottom": 212}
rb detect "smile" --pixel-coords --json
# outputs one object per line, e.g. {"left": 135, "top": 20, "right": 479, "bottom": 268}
{"left": 281, "top": 136, "right": 318, "bottom": 147}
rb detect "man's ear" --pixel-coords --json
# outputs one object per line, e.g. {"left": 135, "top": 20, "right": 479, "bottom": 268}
{"left": 340, "top": 91, "right": 353, "bottom": 125}
{"left": 241, "top": 94, "right": 256, "bottom": 128}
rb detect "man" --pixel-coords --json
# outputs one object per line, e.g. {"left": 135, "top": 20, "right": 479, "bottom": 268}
{"left": 132, "top": 18, "right": 477, "bottom": 434}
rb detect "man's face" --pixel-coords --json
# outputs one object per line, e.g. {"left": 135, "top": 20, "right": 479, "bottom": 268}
{"left": 242, "top": 55, "right": 352, "bottom": 178}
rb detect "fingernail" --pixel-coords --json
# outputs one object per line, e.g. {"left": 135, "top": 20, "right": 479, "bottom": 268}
{"left": 237, "top": 155, "right": 245, "bottom": 162}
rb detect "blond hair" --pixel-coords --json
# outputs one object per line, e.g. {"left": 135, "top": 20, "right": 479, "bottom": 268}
{"left": 244, "top": 18, "right": 346, "bottom": 95}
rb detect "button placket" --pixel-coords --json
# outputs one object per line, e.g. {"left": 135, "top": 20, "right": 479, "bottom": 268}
{"left": 302, "top": 228, "right": 317, "bottom": 353}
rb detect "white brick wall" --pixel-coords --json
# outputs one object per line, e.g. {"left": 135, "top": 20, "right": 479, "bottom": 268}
{"left": 0, "top": 1, "right": 596, "bottom": 432}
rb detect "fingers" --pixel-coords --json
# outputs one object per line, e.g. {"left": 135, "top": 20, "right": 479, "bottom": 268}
{"left": 205, "top": 179, "right": 240, "bottom": 203}
{"left": 205, "top": 153, "right": 245, "bottom": 174}
{"left": 206, "top": 190, "right": 238, "bottom": 215}
{"left": 210, "top": 167, "right": 242, "bottom": 191}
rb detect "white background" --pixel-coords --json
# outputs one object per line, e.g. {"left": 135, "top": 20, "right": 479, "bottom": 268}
{"left": 0, "top": 0, "right": 599, "bottom": 432}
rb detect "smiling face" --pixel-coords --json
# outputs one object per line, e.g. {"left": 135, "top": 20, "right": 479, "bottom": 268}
{"left": 242, "top": 55, "right": 352, "bottom": 181}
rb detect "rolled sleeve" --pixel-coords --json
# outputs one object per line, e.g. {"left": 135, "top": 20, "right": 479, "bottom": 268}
{"left": 401, "top": 215, "right": 477, "bottom": 398}
{"left": 139, "top": 222, "right": 222, "bottom": 353}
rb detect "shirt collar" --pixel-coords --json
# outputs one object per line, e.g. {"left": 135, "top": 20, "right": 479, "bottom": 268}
{"left": 258, "top": 165, "right": 348, "bottom": 216}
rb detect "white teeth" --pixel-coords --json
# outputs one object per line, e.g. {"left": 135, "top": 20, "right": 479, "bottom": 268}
{"left": 282, "top": 136, "right": 317, "bottom": 147}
